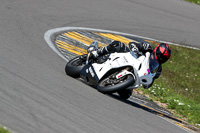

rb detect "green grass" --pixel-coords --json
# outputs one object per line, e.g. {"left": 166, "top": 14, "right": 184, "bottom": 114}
{"left": 185, "top": 0, "right": 200, "bottom": 5}
{"left": 139, "top": 43, "right": 200, "bottom": 126}
{"left": 0, "top": 126, "right": 10, "bottom": 133}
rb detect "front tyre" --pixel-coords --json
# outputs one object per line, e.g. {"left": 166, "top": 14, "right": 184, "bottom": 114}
{"left": 97, "top": 75, "right": 134, "bottom": 94}
{"left": 65, "top": 55, "right": 87, "bottom": 78}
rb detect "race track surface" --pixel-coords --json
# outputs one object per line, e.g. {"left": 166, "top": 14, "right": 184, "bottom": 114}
{"left": 0, "top": 0, "right": 199, "bottom": 133}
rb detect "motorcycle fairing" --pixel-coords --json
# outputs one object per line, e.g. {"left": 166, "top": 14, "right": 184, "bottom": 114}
{"left": 81, "top": 51, "right": 156, "bottom": 88}
{"left": 135, "top": 52, "right": 156, "bottom": 85}
{"left": 80, "top": 64, "right": 99, "bottom": 85}
{"left": 92, "top": 52, "right": 136, "bottom": 80}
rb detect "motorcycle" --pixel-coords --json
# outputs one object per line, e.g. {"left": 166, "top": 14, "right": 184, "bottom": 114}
{"left": 65, "top": 41, "right": 159, "bottom": 99}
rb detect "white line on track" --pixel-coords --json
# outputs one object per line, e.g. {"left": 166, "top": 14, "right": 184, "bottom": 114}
{"left": 157, "top": 116, "right": 192, "bottom": 133}
{"left": 44, "top": 28, "right": 69, "bottom": 62}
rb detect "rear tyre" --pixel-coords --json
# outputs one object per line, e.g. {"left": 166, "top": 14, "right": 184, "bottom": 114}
{"left": 97, "top": 74, "right": 134, "bottom": 94}
{"left": 65, "top": 55, "right": 87, "bottom": 78}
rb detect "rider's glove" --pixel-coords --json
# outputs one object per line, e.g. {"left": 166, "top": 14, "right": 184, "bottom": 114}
{"left": 142, "top": 42, "right": 150, "bottom": 50}
{"left": 130, "top": 43, "right": 139, "bottom": 53}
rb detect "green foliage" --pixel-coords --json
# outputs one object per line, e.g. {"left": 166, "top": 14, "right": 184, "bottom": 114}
{"left": 167, "top": 99, "right": 178, "bottom": 109}
{"left": 0, "top": 126, "right": 10, "bottom": 133}
{"left": 185, "top": 0, "right": 200, "bottom": 5}
{"left": 141, "top": 82, "right": 200, "bottom": 124}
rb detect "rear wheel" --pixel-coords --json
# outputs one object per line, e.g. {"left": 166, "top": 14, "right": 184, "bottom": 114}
{"left": 65, "top": 55, "right": 87, "bottom": 78}
{"left": 97, "top": 74, "right": 134, "bottom": 94}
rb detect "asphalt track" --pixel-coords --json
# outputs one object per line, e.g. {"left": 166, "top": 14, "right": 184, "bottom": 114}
{"left": 0, "top": 0, "right": 200, "bottom": 133}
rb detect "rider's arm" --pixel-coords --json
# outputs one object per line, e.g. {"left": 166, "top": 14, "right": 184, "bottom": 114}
{"left": 98, "top": 41, "right": 130, "bottom": 55}
{"left": 129, "top": 42, "right": 154, "bottom": 54}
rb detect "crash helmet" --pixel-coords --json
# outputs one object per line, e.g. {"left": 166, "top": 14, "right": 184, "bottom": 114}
{"left": 153, "top": 43, "right": 171, "bottom": 64}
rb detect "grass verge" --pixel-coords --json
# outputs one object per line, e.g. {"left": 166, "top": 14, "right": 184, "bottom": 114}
{"left": 138, "top": 42, "right": 200, "bottom": 127}
{"left": 0, "top": 126, "right": 10, "bottom": 133}
{"left": 185, "top": 0, "right": 200, "bottom": 5}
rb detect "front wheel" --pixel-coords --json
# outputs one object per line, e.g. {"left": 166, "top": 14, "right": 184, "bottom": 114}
{"left": 65, "top": 54, "right": 87, "bottom": 78}
{"left": 97, "top": 74, "right": 134, "bottom": 94}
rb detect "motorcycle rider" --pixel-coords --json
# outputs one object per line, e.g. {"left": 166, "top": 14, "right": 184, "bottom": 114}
{"left": 90, "top": 40, "right": 171, "bottom": 99}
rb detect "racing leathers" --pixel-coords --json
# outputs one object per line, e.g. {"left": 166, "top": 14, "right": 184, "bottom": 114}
{"left": 93, "top": 40, "right": 162, "bottom": 89}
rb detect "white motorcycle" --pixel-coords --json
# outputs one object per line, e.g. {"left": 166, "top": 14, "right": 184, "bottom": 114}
{"left": 65, "top": 42, "right": 159, "bottom": 99}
